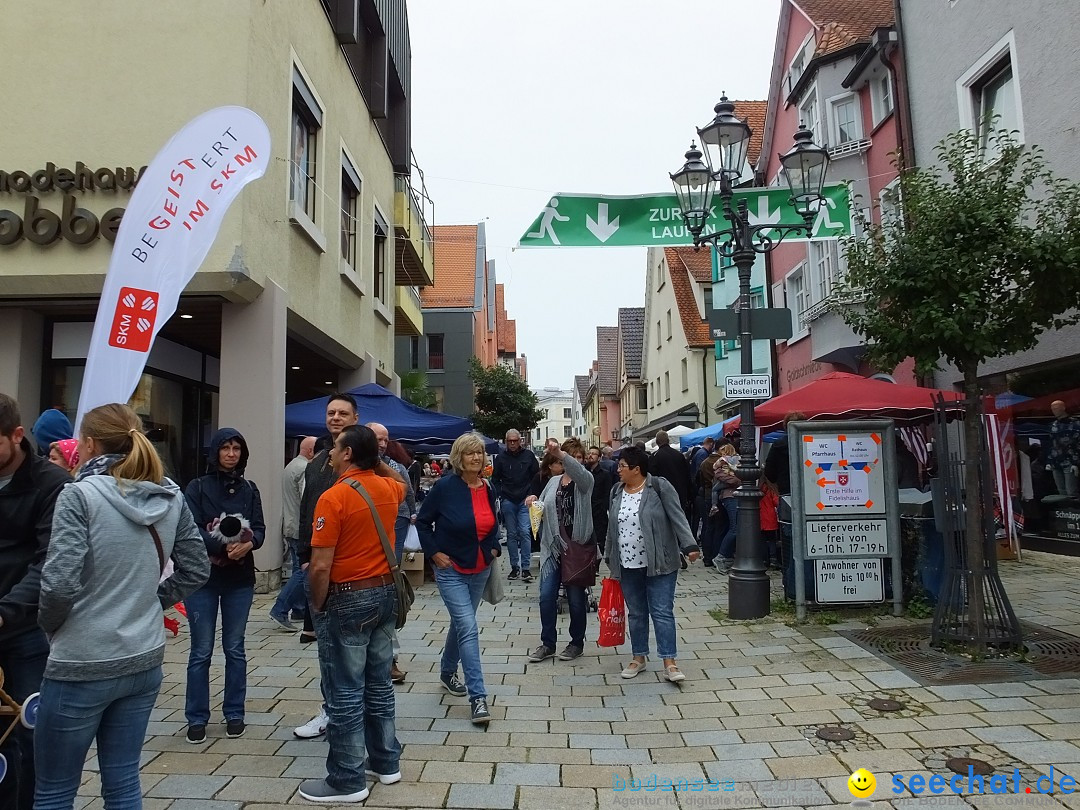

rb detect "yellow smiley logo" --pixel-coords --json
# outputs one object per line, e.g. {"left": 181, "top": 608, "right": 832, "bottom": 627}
{"left": 848, "top": 768, "right": 876, "bottom": 798}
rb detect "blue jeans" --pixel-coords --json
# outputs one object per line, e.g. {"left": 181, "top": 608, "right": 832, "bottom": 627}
{"left": 184, "top": 581, "right": 254, "bottom": 725}
{"left": 619, "top": 567, "right": 678, "bottom": 659}
{"left": 500, "top": 500, "right": 531, "bottom": 573}
{"left": 0, "top": 628, "right": 48, "bottom": 810}
{"left": 33, "top": 667, "right": 163, "bottom": 810}
{"left": 539, "top": 555, "right": 587, "bottom": 650}
{"left": 717, "top": 498, "right": 738, "bottom": 560}
{"left": 312, "top": 584, "right": 400, "bottom": 794}
{"left": 391, "top": 515, "right": 409, "bottom": 656}
{"left": 433, "top": 564, "right": 491, "bottom": 700}
{"left": 271, "top": 538, "right": 308, "bottom": 620}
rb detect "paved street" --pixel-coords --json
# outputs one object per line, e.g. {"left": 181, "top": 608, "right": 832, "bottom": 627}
{"left": 74, "top": 551, "right": 1080, "bottom": 809}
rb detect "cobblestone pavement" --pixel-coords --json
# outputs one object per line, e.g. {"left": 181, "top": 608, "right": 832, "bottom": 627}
{"left": 71, "top": 550, "right": 1080, "bottom": 809}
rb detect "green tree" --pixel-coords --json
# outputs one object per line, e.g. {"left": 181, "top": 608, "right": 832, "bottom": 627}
{"left": 835, "top": 129, "right": 1080, "bottom": 652}
{"left": 467, "top": 357, "right": 543, "bottom": 439}
{"left": 399, "top": 369, "right": 437, "bottom": 409}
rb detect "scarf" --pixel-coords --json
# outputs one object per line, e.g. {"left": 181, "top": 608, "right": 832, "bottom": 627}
{"left": 74, "top": 453, "right": 126, "bottom": 482}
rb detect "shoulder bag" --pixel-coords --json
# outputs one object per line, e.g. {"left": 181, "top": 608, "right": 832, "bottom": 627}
{"left": 342, "top": 478, "right": 415, "bottom": 629}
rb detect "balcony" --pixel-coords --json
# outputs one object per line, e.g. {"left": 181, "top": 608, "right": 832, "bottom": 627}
{"left": 394, "top": 153, "right": 435, "bottom": 287}
{"left": 395, "top": 285, "right": 423, "bottom": 337}
{"left": 828, "top": 138, "right": 872, "bottom": 160}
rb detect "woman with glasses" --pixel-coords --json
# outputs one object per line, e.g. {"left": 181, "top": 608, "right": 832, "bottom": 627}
{"left": 605, "top": 445, "right": 699, "bottom": 682}
{"left": 415, "top": 433, "right": 501, "bottom": 725}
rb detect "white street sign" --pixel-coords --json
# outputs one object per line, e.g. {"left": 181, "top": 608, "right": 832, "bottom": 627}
{"left": 805, "top": 519, "right": 889, "bottom": 558}
{"left": 814, "top": 558, "right": 884, "bottom": 603}
{"left": 725, "top": 374, "right": 772, "bottom": 400}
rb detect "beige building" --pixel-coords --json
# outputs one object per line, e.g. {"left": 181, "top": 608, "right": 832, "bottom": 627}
{"left": 0, "top": 0, "right": 433, "bottom": 582}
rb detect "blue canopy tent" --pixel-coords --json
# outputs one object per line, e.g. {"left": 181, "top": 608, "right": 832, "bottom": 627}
{"left": 678, "top": 415, "right": 742, "bottom": 451}
{"left": 284, "top": 384, "right": 498, "bottom": 453}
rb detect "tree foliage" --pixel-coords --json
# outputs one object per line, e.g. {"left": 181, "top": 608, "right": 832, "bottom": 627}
{"left": 836, "top": 129, "right": 1080, "bottom": 383}
{"left": 399, "top": 369, "right": 437, "bottom": 410}
{"left": 467, "top": 357, "right": 543, "bottom": 439}
{"left": 834, "top": 128, "right": 1080, "bottom": 653}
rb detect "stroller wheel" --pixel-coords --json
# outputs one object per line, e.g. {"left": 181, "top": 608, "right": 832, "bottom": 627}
{"left": 20, "top": 692, "right": 40, "bottom": 729}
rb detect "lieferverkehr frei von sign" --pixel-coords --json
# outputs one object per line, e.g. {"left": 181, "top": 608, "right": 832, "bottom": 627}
{"left": 517, "top": 185, "right": 853, "bottom": 248}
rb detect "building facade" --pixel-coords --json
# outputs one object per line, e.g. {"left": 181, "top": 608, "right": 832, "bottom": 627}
{"left": 759, "top": 0, "right": 916, "bottom": 394}
{"left": 616, "top": 307, "right": 648, "bottom": 443}
{"left": 530, "top": 388, "right": 575, "bottom": 451}
{"left": 395, "top": 223, "right": 501, "bottom": 417}
{"left": 0, "top": 0, "right": 432, "bottom": 580}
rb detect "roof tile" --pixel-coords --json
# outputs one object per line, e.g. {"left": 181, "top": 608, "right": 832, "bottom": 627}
{"left": 664, "top": 247, "right": 713, "bottom": 348}
{"left": 733, "top": 100, "right": 768, "bottom": 168}
{"left": 796, "top": 0, "right": 894, "bottom": 58}
{"left": 597, "top": 326, "right": 619, "bottom": 397}
{"left": 618, "top": 307, "right": 645, "bottom": 380}
{"left": 574, "top": 374, "right": 591, "bottom": 405}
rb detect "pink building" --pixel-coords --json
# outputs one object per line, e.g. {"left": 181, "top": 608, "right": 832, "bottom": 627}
{"left": 759, "top": 0, "right": 917, "bottom": 392}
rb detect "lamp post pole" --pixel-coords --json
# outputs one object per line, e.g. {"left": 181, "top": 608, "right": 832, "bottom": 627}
{"left": 670, "top": 96, "right": 829, "bottom": 620}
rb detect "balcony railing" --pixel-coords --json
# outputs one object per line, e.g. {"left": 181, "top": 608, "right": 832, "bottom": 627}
{"left": 798, "top": 287, "right": 871, "bottom": 328}
{"left": 395, "top": 151, "right": 435, "bottom": 265}
{"left": 828, "top": 138, "right": 872, "bottom": 160}
{"left": 428, "top": 353, "right": 444, "bottom": 370}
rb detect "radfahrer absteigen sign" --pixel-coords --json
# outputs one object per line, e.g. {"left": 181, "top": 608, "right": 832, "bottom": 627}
{"left": 517, "top": 184, "right": 853, "bottom": 248}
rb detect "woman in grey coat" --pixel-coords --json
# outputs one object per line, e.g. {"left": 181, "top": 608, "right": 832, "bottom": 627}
{"left": 605, "top": 444, "right": 699, "bottom": 682}
{"left": 525, "top": 439, "right": 595, "bottom": 663}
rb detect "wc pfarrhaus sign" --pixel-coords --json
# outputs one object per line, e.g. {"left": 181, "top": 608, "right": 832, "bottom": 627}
{"left": 0, "top": 161, "right": 147, "bottom": 246}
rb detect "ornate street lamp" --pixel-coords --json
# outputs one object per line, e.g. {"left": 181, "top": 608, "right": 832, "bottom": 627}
{"left": 671, "top": 99, "right": 830, "bottom": 620}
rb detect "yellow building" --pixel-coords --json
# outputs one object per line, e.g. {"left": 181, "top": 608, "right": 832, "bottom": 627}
{"left": 0, "top": 0, "right": 434, "bottom": 581}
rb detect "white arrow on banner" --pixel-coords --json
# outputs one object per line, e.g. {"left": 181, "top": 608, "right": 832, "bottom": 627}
{"left": 585, "top": 202, "right": 620, "bottom": 242}
{"left": 76, "top": 106, "right": 271, "bottom": 432}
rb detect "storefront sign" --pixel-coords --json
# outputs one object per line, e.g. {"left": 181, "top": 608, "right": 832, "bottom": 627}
{"left": 0, "top": 162, "right": 147, "bottom": 246}
{"left": 77, "top": 106, "right": 270, "bottom": 430}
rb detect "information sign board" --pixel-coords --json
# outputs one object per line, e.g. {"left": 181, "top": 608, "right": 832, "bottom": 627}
{"left": 804, "top": 518, "right": 889, "bottom": 558}
{"left": 815, "top": 558, "right": 884, "bottom": 603}
{"left": 725, "top": 374, "right": 772, "bottom": 400}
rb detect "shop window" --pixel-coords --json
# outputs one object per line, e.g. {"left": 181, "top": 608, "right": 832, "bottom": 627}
{"left": 290, "top": 69, "right": 322, "bottom": 222}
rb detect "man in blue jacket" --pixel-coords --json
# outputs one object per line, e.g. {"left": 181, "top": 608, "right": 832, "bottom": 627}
{"left": 490, "top": 429, "right": 538, "bottom": 582}
{"left": 0, "top": 393, "right": 71, "bottom": 810}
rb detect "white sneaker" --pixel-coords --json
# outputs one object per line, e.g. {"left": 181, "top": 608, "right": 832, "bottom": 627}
{"left": 366, "top": 769, "right": 402, "bottom": 785}
{"left": 294, "top": 709, "right": 328, "bottom": 739}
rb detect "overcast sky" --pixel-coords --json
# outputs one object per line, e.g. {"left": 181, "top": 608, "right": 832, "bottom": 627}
{"left": 408, "top": 0, "right": 783, "bottom": 390}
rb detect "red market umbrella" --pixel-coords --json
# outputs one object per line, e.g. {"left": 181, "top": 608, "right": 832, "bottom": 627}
{"left": 753, "top": 372, "right": 965, "bottom": 430}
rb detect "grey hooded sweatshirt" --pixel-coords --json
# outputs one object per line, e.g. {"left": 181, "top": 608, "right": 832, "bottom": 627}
{"left": 38, "top": 475, "right": 210, "bottom": 681}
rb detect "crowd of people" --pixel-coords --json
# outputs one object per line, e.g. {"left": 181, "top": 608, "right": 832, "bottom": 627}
{"left": 0, "top": 386, "right": 755, "bottom": 808}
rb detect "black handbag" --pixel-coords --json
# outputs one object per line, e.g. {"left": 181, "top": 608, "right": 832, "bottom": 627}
{"left": 342, "top": 479, "right": 415, "bottom": 630}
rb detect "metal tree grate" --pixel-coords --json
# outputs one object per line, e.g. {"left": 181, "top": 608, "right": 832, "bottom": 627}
{"left": 930, "top": 396, "right": 1022, "bottom": 650}
{"left": 839, "top": 621, "right": 1080, "bottom": 685}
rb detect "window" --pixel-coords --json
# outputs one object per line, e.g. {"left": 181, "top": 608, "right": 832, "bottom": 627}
{"left": 957, "top": 33, "right": 1023, "bottom": 159}
{"left": 829, "top": 95, "right": 861, "bottom": 145}
{"left": 787, "top": 34, "right": 814, "bottom": 94}
{"left": 657, "top": 260, "right": 666, "bottom": 289}
{"left": 879, "top": 180, "right": 901, "bottom": 232}
{"left": 409, "top": 336, "right": 419, "bottom": 370}
{"left": 666, "top": 309, "right": 672, "bottom": 341}
{"left": 636, "top": 386, "right": 647, "bottom": 411}
{"left": 656, "top": 321, "right": 662, "bottom": 349}
{"left": 664, "top": 372, "right": 670, "bottom": 401}
{"left": 340, "top": 155, "right": 361, "bottom": 270}
{"left": 808, "top": 240, "right": 841, "bottom": 301}
{"left": 428, "top": 334, "right": 444, "bottom": 370}
{"left": 786, "top": 264, "right": 810, "bottom": 335}
{"left": 870, "top": 73, "right": 894, "bottom": 127}
{"left": 563, "top": 426, "right": 572, "bottom": 438}
{"left": 976, "top": 62, "right": 1017, "bottom": 157}
{"left": 681, "top": 358, "right": 688, "bottom": 392}
{"left": 372, "top": 207, "right": 389, "bottom": 304}
{"left": 800, "top": 89, "right": 821, "bottom": 144}
{"left": 290, "top": 69, "right": 322, "bottom": 221}
{"left": 563, "top": 407, "right": 572, "bottom": 419}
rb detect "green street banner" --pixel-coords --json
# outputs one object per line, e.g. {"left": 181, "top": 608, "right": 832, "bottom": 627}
{"left": 517, "top": 184, "right": 852, "bottom": 248}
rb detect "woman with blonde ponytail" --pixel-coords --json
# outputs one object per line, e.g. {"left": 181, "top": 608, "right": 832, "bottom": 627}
{"left": 34, "top": 403, "right": 209, "bottom": 809}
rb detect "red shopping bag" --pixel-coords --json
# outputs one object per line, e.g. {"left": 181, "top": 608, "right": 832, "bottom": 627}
{"left": 597, "top": 577, "right": 626, "bottom": 647}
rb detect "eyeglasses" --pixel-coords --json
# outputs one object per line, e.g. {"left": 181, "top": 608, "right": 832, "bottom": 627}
{"left": 617, "top": 462, "right": 631, "bottom": 470}
{"left": 507, "top": 438, "right": 520, "bottom": 443}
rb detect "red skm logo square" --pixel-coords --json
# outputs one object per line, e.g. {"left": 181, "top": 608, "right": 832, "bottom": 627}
{"left": 108, "top": 287, "right": 159, "bottom": 352}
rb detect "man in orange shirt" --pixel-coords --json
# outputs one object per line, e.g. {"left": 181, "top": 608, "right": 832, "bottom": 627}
{"left": 299, "top": 425, "right": 407, "bottom": 804}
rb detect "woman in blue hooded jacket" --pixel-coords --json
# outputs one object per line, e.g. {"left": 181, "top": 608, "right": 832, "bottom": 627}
{"left": 182, "top": 428, "right": 265, "bottom": 744}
